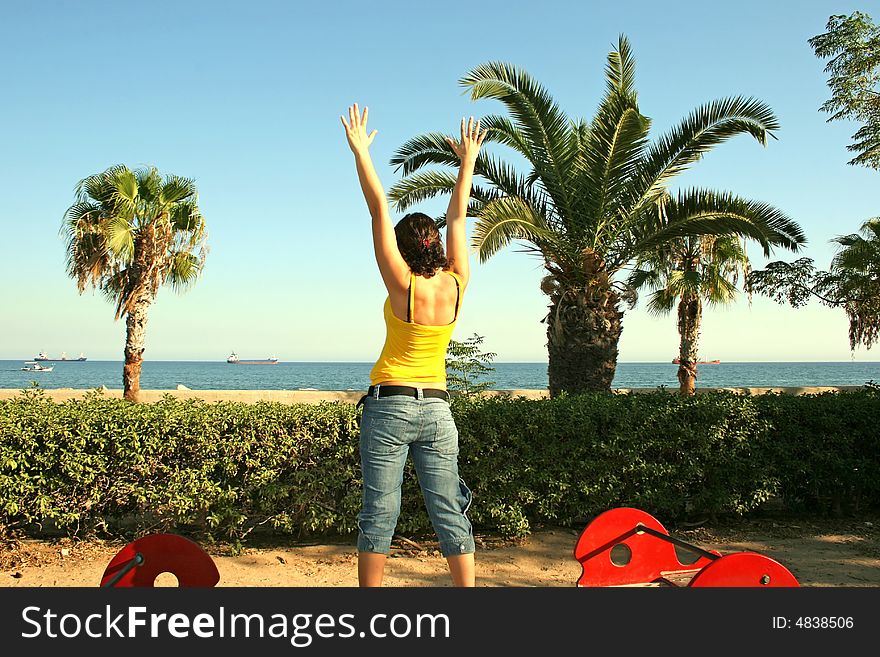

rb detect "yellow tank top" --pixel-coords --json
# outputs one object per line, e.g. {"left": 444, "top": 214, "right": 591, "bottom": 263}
{"left": 369, "top": 271, "right": 462, "bottom": 385}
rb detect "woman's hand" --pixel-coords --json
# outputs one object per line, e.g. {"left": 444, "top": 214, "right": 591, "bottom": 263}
{"left": 446, "top": 117, "right": 488, "bottom": 165}
{"left": 341, "top": 103, "right": 377, "bottom": 155}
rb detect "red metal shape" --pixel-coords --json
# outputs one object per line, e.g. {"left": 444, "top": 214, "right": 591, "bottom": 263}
{"left": 574, "top": 507, "right": 798, "bottom": 587}
{"left": 689, "top": 552, "right": 799, "bottom": 587}
{"left": 574, "top": 507, "right": 719, "bottom": 586}
{"left": 100, "top": 533, "right": 220, "bottom": 588}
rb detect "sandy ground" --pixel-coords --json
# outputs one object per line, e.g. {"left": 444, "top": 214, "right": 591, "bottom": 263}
{"left": 2, "top": 516, "right": 879, "bottom": 587}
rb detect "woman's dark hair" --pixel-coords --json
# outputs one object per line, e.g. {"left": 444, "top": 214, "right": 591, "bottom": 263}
{"left": 394, "top": 212, "right": 448, "bottom": 277}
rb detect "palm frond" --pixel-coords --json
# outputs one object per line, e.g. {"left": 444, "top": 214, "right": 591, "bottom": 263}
{"left": 388, "top": 171, "right": 459, "bottom": 210}
{"left": 390, "top": 132, "right": 461, "bottom": 176}
{"left": 166, "top": 251, "right": 202, "bottom": 293}
{"left": 831, "top": 221, "right": 880, "bottom": 273}
{"left": 66, "top": 231, "right": 110, "bottom": 294}
{"left": 389, "top": 152, "right": 548, "bottom": 219}
{"left": 472, "top": 196, "right": 556, "bottom": 262}
{"left": 160, "top": 175, "right": 198, "bottom": 206}
{"left": 479, "top": 114, "right": 536, "bottom": 161}
{"left": 860, "top": 217, "right": 880, "bottom": 241}
{"left": 100, "top": 268, "right": 129, "bottom": 307}
{"left": 666, "top": 269, "right": 704, "bottom": 296}
{"left": 709, "top": 234, "right": 748, "bottom": 264}
{"left": 579, "top": 100, "right": 650, "bottom": 243}
{"left": 136, "top": 167, "right": 162, "bottom": 204}
{"left": 704, "top": 269, "right": 739, "bottom": 306}
{"left": 631, "top": 189, "right": 806, "bottom": 258}
{"left": 61, "top": 201, "right": 103, "bottom": 239}
{"left": 105, "top": 215, "right": 135, "bottom": 259}
{"left": 627, "top": 266, "right": 662, "bottom": 290}
{"left": 645, "top": 287, "right": 678, "bottom": 316}
{"left": 605, "top": 35, "right": 638, "bottom": 98}
{"left": 434, "top": 199, "right": 488, "bottom": 229}
{"left": 112, "top": 168, "right": 139, "bottom": 205}
{"left": 627, "top": 97, "right": 780, "bottom": 213}
{"left": 75, "top": 164, "right": 128, "bottom": 206}
{"left": 460, "top": 61, "right": 575, "bottom": 218}
{"left": 104, "top": 168, "right": 140, "bottom": 224}
{"left": 169, "top": 200, "right": 204, "bottom": 234}
{"left": 568, "top": 36, "right": 651, "bottom": 242}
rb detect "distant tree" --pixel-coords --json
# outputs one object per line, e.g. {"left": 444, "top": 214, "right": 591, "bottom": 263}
{"left": 809, "top": 11, "right": 880, "bottom": 170}
{"left": 747, "top": 218, "right": 880, "bottom": 350}
{"left": 62, "top": 165, "right": 208, "bottom": 402}
{"left": 630, "top": 235, "right": 750, "bottom": 395}
{"left": 446, "top": 334, "right": 497, "bottom": 395}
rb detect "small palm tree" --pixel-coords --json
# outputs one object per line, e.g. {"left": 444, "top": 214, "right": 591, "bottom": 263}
{"left": 629, "top": 235, "right": 750, "bottom": 394}
{"left": 62, "top": 165, "right": 207, "bottom": 401}
{"left": 388, "top": 36, "right": 805, "bottom": 395}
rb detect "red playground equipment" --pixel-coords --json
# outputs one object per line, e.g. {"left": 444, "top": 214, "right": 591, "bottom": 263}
{"left": 574, "top": 507, "right": 799, "bottom": 587}
{"left": 100, "top": 533, "right": 220, "bottom": 588}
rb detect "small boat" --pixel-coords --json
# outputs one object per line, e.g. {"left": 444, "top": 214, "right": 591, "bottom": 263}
{"left": 21, "top": 361, "right": 54, "bottom": 372}
{"left": 227, "top": 352, "right": 278, "bottom": 365}
{"left": 673, "top": 357, "right": 721, "bottom": 365}
{"left": 34, "top": 351, "right": 87, "bottom": 362}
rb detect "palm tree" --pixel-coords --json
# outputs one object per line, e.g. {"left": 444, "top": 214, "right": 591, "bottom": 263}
{"left": 629, "top": 235, "right": 750, "bottom": 394}
{"left": 62, "top": 165, "right": 207, "bottom": 401}
{"left": 388, "top": 36, "right": 805, "bottom": 395}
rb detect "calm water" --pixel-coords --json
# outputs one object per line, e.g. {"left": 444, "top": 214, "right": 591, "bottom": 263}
{"left": 1, "top": 360, "right": 878, "bottom": 391}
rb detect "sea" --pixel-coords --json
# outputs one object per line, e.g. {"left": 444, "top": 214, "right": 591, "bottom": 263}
{"left": 1, "top": 360, "right": 878, "bottom": 391}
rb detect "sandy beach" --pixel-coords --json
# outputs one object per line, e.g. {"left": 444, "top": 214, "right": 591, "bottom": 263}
{"left": 0, "top": 386, "right": 864, "bottom": 404}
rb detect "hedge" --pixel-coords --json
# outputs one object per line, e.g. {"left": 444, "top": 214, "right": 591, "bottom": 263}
{"left": 0, "top": 387, "right": 877, "bottom": 544}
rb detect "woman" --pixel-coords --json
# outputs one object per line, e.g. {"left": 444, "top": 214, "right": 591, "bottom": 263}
{"left": 341, "top": 103, "right": 486, "bottom": 587}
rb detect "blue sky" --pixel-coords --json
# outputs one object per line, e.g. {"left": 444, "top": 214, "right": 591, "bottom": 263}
{"left": 0, "top": 0, "right": 876, "bottom": 362}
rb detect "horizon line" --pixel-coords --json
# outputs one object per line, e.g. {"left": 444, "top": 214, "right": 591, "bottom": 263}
{"left": 1, "top": 359, "right": 878, "bottom": 364}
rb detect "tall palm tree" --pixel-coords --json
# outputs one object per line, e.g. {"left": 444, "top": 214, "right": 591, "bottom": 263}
{"left": 62, "top": 165, "right": 207, "bottom": 401}
{"left": 629, "top": 235, "right": 750, "bottom": 395}
{"left": 388, "top": 36, "right": 806, "bottom": 395}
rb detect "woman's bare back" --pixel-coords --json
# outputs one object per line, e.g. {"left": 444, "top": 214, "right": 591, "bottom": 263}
{"left": 388, "top": 270, "right": 462, "bottom": 326}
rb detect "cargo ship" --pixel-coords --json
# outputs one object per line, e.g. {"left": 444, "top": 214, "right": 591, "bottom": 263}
{"left": 673, "top": 357, "right": 720, "bottom": 365}
{"left": 226, "top": 352, "right": 279, "bottom": 365}
{"left": 34, "top": 351, "right": 87, "bottom": 362}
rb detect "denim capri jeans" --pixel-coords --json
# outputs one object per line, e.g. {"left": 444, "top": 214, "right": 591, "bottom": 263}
{"left": 357, "top": 390, "right": 475, "bottom": 557}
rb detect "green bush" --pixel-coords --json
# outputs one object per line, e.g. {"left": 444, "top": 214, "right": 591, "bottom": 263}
{"left": 0, "top": 387, "right": 878, "bottom": 543}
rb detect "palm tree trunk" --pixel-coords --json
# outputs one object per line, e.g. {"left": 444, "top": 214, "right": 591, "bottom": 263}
{"left": 677, "top": 292, "right": 702, "bottom": 395}
{"left": 123, "top": 295, "right": 151, "bottom": 402}
{"left": 547, "top": 284, "right": 623, "bottom": 395}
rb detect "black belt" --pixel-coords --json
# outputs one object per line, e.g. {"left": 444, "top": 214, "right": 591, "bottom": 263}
{"left": 356, "top": 385, "right": 449, "bottom": 412}
{"left": 366, "top": 385, "right": 449, "bottom": 400}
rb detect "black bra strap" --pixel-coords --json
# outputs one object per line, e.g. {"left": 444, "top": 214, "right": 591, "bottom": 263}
{"left": 452, "top": 272, "right": 461, "bottom": 321}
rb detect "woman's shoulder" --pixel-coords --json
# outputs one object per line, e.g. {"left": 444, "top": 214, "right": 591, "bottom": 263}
{"left": 445, "top": 269, "right": 468, "bottom": 292}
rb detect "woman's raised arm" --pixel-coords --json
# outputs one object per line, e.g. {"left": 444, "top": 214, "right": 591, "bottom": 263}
{"left": 444, "top": 117, "right": 487, "bottom": 288}
{"left": 341, "top": 103, "right": 409, "bottom": 293}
